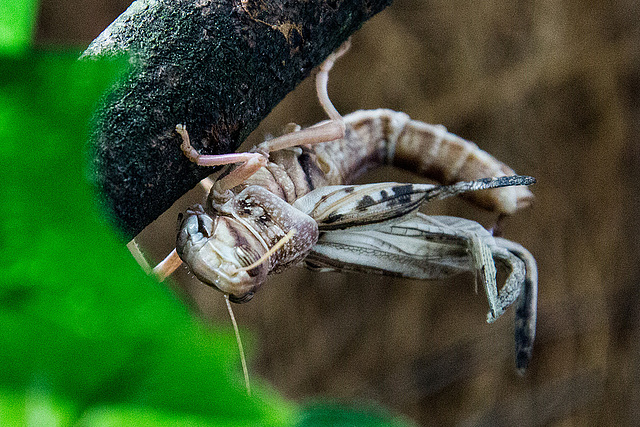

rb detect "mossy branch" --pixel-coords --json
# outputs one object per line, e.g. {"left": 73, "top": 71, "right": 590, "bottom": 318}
{"left": 84, "top": 0, "right": 393, "bottom": 238}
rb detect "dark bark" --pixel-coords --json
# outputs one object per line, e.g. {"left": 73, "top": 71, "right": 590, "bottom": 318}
{"left": 84, "top": 0, "right": 393, "bottom": 239}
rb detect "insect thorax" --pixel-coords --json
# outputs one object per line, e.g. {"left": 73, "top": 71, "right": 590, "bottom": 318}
{"left": 210, "top": 185, "right": 320, "bottom": 273}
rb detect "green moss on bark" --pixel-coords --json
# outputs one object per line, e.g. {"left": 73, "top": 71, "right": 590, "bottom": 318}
{"left": 85, "top": 0, "right": 393, "bottom": 238}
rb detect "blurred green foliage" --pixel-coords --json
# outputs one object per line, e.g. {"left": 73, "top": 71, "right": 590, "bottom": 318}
{"left": 0, "top": 50, "right": 295, "bottom": 426}
{"left": 0, "top": 0, "right": 39, "bottom": 55}
{"left": 0, "top": 2, "right": 412, "bottom": 425}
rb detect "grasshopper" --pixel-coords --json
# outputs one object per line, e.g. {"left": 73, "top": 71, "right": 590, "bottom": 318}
{"left": 131, "top": 42, "right": 538, "bottom": 379}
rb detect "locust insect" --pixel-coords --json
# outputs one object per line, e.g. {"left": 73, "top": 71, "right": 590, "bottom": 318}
{"left": 129, "top": 42, "right": 538, "bottom": 391}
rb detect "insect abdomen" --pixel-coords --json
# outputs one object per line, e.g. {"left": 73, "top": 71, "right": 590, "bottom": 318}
{"left": 317, "top": 109, "right": 533, "bottom": 214}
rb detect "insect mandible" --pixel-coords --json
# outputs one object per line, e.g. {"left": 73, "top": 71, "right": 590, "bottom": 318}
{"left": 131, "top": 41, "right": 538, "bottom": 375}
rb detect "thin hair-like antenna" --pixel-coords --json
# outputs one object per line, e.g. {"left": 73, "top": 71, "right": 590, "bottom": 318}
{"left": 225, "top": 294, "right": 251, "bottom": 396}
{"left": 236, "top": 229, "right": 296, "bottom": 272}
{"left": 126, "top": 239, "right": 153, "bottom": 274}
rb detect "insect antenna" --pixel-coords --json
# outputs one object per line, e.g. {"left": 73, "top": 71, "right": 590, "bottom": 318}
{"left": 223, "top": 229, "right": 297, "bottom": 395}
{"left": 224, "top": 294, "right": 251, "bottom": 396}
{"left": 236, "top": 229, "right": 297, "bottom": 272}
{"left": 126, "top": 239, "right": 153, "bottom": 274}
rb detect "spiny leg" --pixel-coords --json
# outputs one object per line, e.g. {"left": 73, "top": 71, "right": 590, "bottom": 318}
{"left": 495, "top": 237, "right": 538, "bottom": 373}
{"left": 176, "top": 124, "right": 268, "bottom": 193}
{"left": 126, "top": 125, "right": 268, "bottom": 281}
{"left": 296, "top": 175, "right": 533, "bottom": 319}
{"left": 316, "top": 39, "right": 350, "bottom": 123}
{"left": 180, "top": 40, "right": 352, "bottom": 166}
{"left": 308, "top": 213, "right": 535, "bottom": 373}
{"left": 254, "top": 120, "right": 344, "bottom": 153}
{"left": 139, "top": 42, "right": 353, "bottom": 280}
{"left": 124, "top": 124, "right": 258, "bottom": 280}
{"left": 134, "top": 41, "right": 352, "bottom": 282}
{"left": 405, "top": 215, "right": 502, "bottom": 319}
{"left": 485, "top": 245, "right": 525, "bottom": 323}
{"left": 176, "top": 119, "right": 340, "bottom": 193}
{"left": 306, "top": 218, "right": 472, "bottom": 278}
{"left": 468, "top": 233, "right": 499, "bottom": 319}
{"left": 307, "top": 212, "right": 502, "bottom": 318}
{"left": 177, "top": 40, "right": 352, "bottom": 190}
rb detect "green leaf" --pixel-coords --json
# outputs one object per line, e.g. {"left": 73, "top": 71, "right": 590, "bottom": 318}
{"left": 0, "top": 48, "right": 412, "bottom": 427}
{"left": 0, "top": 0, "right": 39, "bottom": 55}
{"left": 0, "top": 50, "right": 293, "bottom": 425}
{"left": 0, "top": 388, "right": 76, "bottom": 426}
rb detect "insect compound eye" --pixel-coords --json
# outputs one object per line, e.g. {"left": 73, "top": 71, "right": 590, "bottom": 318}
{"left": 176, "top": 212, "right": 184, "bottom": 232}
{"left": 228, "top": 291, "right": 255, "bottom": 304}
{"left": 197, "top": 213, "right": 214, "bottom": 237}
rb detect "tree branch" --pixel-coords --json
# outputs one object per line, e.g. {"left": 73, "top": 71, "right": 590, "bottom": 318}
{"left": 84, "top": 0, "right": 393, "bottom": 239}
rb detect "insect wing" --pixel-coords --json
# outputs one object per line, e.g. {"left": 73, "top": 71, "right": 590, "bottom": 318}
{"left": 293, "top": 176, "right": 535, "bottom": 231}
{"left": 305, "top": 214, "right": 486, "bottom": 279}
{"left": 386, "top": 214, "right": 500, "bottom": 316}
{"left": 293, "top": 182, "right": 439, "bottom": 230}
{"left": 306, "top": 213, "right": 502, "bottom": 318}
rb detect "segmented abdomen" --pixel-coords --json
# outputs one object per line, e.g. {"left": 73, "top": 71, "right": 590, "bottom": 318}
{"left": 311, "top": 109, "right": 533, "bottom": 214}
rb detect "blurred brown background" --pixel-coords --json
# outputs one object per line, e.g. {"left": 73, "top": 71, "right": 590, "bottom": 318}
{"left": 37, "top": 0, "right": 640, "bottom": 425}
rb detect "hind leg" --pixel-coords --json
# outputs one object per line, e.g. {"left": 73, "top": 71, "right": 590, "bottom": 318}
{"left": 494, "top": 237, "right": 538, "bottom": 373}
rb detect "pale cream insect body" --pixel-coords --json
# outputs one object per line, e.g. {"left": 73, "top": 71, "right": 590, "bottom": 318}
{"left": 138, "top": 42, "right": 538, "bottom": 374}
{"left": 175, "top": 108, "right": 537, "bottom": 372}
